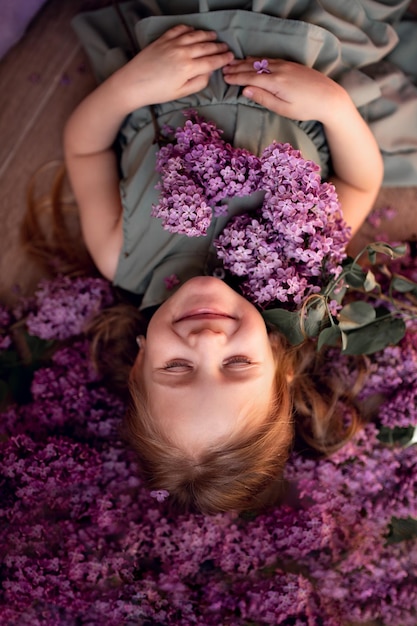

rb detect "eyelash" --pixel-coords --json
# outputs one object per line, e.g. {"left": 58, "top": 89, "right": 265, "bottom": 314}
{"left": 224, "top": 356, "right": 252, "bottom": 365}
{"left": 163, "top": 356, "right": 252, "bottom": 370}
{"left": 163, "top": 360, "right": 192, "bottom": 370}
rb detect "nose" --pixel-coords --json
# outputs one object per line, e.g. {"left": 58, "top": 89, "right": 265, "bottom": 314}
{"left": 174, "top": 316, "right": 236, "bottom": 343}
{"left": 185, "top": 326, "right": 228, "bottom": 348}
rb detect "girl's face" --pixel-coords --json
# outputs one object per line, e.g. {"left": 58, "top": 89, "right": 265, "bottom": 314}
{"left": 136, "top": 277, "right": 277, "bottom": 455}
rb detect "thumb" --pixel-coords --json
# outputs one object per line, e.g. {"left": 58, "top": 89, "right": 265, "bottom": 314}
{"left": 243, "top": 86, "right": 290, "bottom": 117}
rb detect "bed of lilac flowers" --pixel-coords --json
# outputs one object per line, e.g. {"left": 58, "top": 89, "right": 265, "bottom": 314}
{"left": 0, "top": 271, "right": 416, "bottom": 626}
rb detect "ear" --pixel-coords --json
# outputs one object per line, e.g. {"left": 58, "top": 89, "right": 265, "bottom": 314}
{"left": 136, "top": 335, "right": 146, "bottom": 350}
{"left": 133, "top": 336, "right": 146, "bottom": 371}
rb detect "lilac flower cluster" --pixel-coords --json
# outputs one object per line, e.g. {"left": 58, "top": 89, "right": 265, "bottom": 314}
{"left": 1, "top": 275, "right": 417, "bottom": 625}
{"left": 152, "top": 111, "right": 262, "bottom": 236}
{"left": 152, "top": 112, "right": 350, "bottom": 306}
{"left": 26, "top": 275, "right": 114, "bottom": 340}
{"left": 359, "top": 328, "right": 417, "bottom": 428}
{"left": 215, "top": 142, "right": 349, "bottom": 306}
{"left": 2, "top": 340, "right": 124, "bottom": 441}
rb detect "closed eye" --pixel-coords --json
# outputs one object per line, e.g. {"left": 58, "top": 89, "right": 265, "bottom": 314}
{"left": 162, "top": 357, "right": 253, "bottom": 371}
{"left": 162, "top": 360, "right": 193, "bottom": 372}
{"left": 223, "top": 356, "right": 253, "bottom": 367}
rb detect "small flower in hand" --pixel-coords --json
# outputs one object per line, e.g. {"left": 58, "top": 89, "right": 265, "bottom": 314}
{"left": 253, "top": 59, "right": 271, "bottom": 74}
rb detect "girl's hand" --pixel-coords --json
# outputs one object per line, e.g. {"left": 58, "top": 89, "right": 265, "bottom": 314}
{"left": 224, "top": 57, "right": 383, "bottom": 238}
{"left": 223, "top": 58, "right": 345, "bottom": 123}
{"left": 116, "top": 24, "right": 234, "bottom": 111}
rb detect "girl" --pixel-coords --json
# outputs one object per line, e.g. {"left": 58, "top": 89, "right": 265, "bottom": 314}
{"left": 61, "top": 0, "right": 416, "bottom": 513}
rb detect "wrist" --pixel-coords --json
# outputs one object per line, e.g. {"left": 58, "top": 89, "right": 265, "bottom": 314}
{"left": 320, "top": 85, "right": 354, "bottom": 129}
{"left": 109, "top": 64, "right": 157, "bottom": 114}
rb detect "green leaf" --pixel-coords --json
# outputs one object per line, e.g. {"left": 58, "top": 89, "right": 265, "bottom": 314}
{"left": 338, "top": 301, "right": 376, "bottom": 330}
{"left": 378, "top": 425, "right": 416, "bottom": 447}
{"left": 317, "top": 325, "right": 342, "bottom": 351}
{"left": 363, "top": 270, "right": 377, "bottom": 292}
{"left": 342, "top": 316, "right": 406, "bottom": 355}
{"left": 390, "top": 274, "right": 417, "bottom": 294}
{"left": 304, "top": 298, "right": 327, "bottom": 338}
{"left": 262, "top": 308, "right": 304, "bottom": 345}
{"left": 344, "top": 262, "right": 367, "bottom": 288}
{"left": 367, "top": 242, "right": 407, "bottom": 261}
{"left": 391, "top": 243, "right": 408, "bottom": 257}
{"left": 387, "top": 516, "right": 417, "bottom": 544}
{"left": 327, "top": 285, "right": 347, "bottom": 305}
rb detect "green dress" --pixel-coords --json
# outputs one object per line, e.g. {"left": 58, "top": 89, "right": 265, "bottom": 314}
{"left": 72, "top": 0, "right": 417, "bottom": 307}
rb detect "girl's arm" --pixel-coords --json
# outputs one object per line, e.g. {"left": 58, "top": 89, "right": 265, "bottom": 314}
{"left": 64, "top": 25, "right": 233, "bottom": 279}
{"left": 223, "top": 59, "right": 384, "bottom": 238}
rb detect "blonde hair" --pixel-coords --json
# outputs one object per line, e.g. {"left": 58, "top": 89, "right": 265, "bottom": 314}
{"left": 123, "top": 329, "right": 365, "bottom": 514}
{"left": 124, "top": 331, "right": 295, "bottom": 514}
{"left": 22, "top": 162, "right": 96, "bottom": 278}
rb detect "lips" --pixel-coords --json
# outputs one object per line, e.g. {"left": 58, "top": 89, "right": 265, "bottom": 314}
{"left": 175, "top": 309, "right": 235, "bottom": 322}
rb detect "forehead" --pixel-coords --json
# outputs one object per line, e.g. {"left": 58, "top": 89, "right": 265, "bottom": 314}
{"left": 144, "top": 370, "right": 275, "bottom": 453}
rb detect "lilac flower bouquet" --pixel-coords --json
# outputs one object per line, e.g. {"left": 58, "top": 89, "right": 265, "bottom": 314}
{"left": 152, "top": 111, "right": 349, "bottom": 309}
{"left": 1, "top": 270, "right": 417, "bottom": 625}
{"left": 152, "top": 112, "right": 417, "bottom": 358}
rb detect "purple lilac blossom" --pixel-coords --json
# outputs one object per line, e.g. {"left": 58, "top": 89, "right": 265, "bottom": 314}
{"left": 163, "top": 273, "right": 180, "bottom": 290}
{"left": 151, "top": 112, "right": 350, "bottom": 307}
{"left": 26, "top": 275, "right": 114, "bottom": 340}
{"left": 152, "top": 111, "right": 262, "bottom": 237}
{"left": 215, "top": 142, "right": 350, "bottom": 307}
{"left": 358, "top": 328, "right": 417, "bottom": 429}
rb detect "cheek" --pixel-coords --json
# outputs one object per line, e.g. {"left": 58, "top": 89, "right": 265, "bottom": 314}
{"left": 145, "top": 313, "right": 173, "bottom": 346}
{"left": 142, "top": 328, "right": 180, "bottom": 369}
{"left": 244, "top": 316, "right": 272, "bottom": 347}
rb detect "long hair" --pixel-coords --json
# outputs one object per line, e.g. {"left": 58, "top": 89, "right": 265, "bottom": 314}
{"left": 124, "top": 330, "right": 295, "bottom": 514}
{"left": 21, "top": 162, "right": 96, "bottom": 278}
{"left": 22, "top": 162, "right": 367, "bottom": 514}
{"left": 122, "top": 328, "right": 366, "bottom": 514}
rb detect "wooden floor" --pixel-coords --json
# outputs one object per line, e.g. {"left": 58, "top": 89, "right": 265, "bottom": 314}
{"left": 0, "top": 0, "right": 110, "bottom": 304}
{"left": 1, "top": 0, "right": 417, "bottom": 306}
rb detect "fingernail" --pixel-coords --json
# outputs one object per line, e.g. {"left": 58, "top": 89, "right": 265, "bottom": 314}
{"left": 243, "top": 88, "right": 253, "bottom": 98}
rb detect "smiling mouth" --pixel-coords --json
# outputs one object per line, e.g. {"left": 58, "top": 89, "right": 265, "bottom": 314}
{"left": 175, "top": 309, "right": 235, "bottom": 322}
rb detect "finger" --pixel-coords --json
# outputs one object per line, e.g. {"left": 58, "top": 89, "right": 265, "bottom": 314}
{"left": 223, "top": 58, "right": 285, "bottom": 76}
{"left": 178, "top": 29, "right": 219, "bottom": 45}
{"left": 189, "top": 41, "right": 231, "bottom": 59}
{"left": 223, "top": 69, "right": 256, "bottom": 83}
{"left": 193, "top": 50, "right": 235, "bottom": 73}
{"left": 223, "top": 70, "right": 275, "bottom": 88}
{"left": 223, "top": 60, "right": 255, "bottom": 74}
{"left": 161, "top": 24, "right": 196, "bottom": 40}
{"left": 223, "top": 58, "right": 273, "bottom": 74}
{"left": 242, "top": 85, "right": 292, "bottom": 117}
